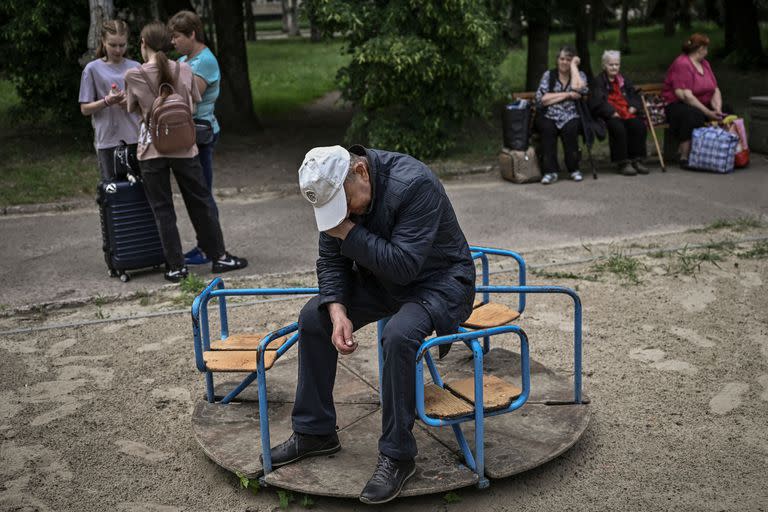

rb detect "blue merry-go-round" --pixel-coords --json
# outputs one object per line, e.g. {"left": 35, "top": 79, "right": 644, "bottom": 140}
{"left": 189, "top": 246, "right": 590, "bottom": 497}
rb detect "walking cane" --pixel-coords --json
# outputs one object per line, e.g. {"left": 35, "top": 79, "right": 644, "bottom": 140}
{"left": 642, "top": 95, "right": 666, "bottom": 172}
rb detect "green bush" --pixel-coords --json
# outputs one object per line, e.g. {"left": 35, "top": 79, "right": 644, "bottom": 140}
{"left": 313, "top": 0, "right": 505, "bottom": 158}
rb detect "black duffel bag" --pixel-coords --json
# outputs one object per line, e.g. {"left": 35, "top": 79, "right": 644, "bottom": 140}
{"left": 502, "top": 101, "right": 532, "bottom": 151}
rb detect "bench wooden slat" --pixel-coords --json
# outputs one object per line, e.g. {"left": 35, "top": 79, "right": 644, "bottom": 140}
{"left": 423, "top": 384, "right": 475, "bottom": 419}
{"left": 202, "top": 350, "right": 279, "bottom": 372}
{"left": 461, "top": 302, "right": 520, "bottom": 329}
{"left": 209, "top": 332, "right": 289, "bottom": 351}
{"left": 445, "top": 375, "right": 522, "bottom": 412}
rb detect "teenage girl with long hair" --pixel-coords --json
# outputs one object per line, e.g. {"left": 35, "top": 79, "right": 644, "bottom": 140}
{"left": 78, "top": 20, "right": 141, "bottom": 180}
{"left": 124, "top": 21, "right": 247, "bottom": 282}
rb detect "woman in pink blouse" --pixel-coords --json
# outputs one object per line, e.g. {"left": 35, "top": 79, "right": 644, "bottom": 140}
{"left": 662, "top": 33, "right": 728, "bottom": 165}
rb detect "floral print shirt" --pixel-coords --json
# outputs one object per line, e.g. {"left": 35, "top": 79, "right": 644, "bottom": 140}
{"left": 535, "top": 70, "right": 589, "bottom": 129}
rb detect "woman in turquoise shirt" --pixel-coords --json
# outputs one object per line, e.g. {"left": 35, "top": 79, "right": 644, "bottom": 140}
{"left": 169, "top": 10, "right": 222, "bottom": 265}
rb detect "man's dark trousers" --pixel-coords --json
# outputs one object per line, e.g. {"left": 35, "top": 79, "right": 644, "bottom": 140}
{"left": 291, "top": 280, "right": 434, "bottom": 461}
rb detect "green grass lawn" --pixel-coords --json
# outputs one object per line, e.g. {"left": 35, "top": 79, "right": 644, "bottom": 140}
{"left": 247, "top": 38, "right": 348, "bottom": 115}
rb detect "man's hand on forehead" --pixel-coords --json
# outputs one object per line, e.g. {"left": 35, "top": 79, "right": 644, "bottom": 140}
{"left": 324, "top": 219, "right": 355, "bottom": 241}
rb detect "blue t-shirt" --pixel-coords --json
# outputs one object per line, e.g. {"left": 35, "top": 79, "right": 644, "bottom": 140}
{"left": 180, "top": 47, "right": 220, "bottom": 134}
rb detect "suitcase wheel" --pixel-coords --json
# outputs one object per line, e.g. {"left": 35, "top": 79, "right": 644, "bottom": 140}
{"left": 119, "top": 273, "right": 131, "bottom": 283}
{"left": 108, "top": 269, "right": 118, "bottom": 278}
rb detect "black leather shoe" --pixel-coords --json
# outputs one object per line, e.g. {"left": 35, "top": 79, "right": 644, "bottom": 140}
{"left": 261, "top": 431, "right": 340, "bottom": 469}
{"left": 359, "top": 453, "right": 416, "bottom": 505}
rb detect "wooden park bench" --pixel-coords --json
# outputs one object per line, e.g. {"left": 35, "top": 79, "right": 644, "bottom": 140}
{"left": 512, "top": 82, "right": 670, "bottom": 172}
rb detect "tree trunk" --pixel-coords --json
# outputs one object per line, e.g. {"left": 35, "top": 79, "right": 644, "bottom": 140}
{"left": 725, "top": 0, "right": 765, "bottom": 60}
{"left": 680, "top": 0, "right": 692, "bottom": 31}
{"left": 664, "top": 0, "right": 676, "bottom": 36}
{"left": 307, "top": 0, "right": 323, "bottom": 43}
{"left": 245, "top": 0, "right": 256, "bottom": 41}
{"left": 508, "top": 0, "right": 523, "bottom": 49}
{"left": 723, "top": 0, "right": 735, "bottom": 52}
{"left": 575, "top": 1, "right": 594, "bottom": 81}
{"left": 212, "top": 0, "right": 258, "bottom": 129}
{"left": 80, "top": 0, "right": 114, "bottom": 66}
{"left": 525, "top": 2, "right": 551, "bottom": 92}
{"left": 619, "top": 0, "right": 630, "bottom": 54}
{"left": 283, "top": 0, "right": 300, "bottom": 37}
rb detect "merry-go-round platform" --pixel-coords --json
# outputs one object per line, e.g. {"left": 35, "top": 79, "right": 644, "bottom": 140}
{"left": 189, "top": 247, "right": 590, "bottom": 498}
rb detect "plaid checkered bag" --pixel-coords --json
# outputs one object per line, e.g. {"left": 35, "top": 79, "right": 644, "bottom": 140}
{"left": 688, "top": 126, "right": 739, "bottom": 173}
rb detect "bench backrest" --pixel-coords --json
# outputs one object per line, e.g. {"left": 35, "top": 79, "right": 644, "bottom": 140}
{"left": 512, "top": 82, "right": 667, "bottom": 127}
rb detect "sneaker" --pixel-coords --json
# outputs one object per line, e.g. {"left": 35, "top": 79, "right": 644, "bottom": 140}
{"left": 184, "top": 246, "right": 210, "bottom": 265}
{"left": 359, "top": 453, "right": 416, "bottom": 505}
{"left": 164, "top": 266, "right": 189, "bottom": 283}
{"left": 632, "top": 160, "right": 650, "bottom": 174}
{"left": 570, "top": 170, "right": 583, "bottom": 182}
{"left": 541, "top": 172, "right": 558, "bottom": 185}
{"left": 211, "top": 252, "right": 248, "bottom": 273}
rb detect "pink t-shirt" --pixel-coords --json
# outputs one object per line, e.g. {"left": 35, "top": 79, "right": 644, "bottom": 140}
{"left": 662, "top": 54, "right": 718, "bottom": 106}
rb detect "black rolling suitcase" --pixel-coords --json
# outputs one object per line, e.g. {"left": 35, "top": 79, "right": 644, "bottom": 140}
{"left": 96, "top": 179, "right": 165, "bottom": 282}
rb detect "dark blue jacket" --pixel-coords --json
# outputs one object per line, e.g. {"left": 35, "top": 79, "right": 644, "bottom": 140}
{"left": 315, "top": 146, "right": 475, "bottom": 336}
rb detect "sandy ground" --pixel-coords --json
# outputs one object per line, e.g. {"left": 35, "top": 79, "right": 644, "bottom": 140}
{"left": 1, "top": 226, "right": 767, "bottom": 511}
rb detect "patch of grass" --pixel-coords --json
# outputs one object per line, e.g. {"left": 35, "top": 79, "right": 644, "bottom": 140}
{"left": 648, "top": 250, "right": 667, "bottom": 259}
{"left": 300, "top": 494, "right": 315, "bottom": 508}
{"left": 172, "top": 273, "right": 208, "bottom": 307}
{"left": 95, "top": 307, "right": 110, "bottom": 320}
{"left": 247, "top": 39, "right": 349, "bottom": 116}
{"left": 591, "top": 250, "right": 644, "bottom": 284}
{"left": 277, "top": 490, "right": 295, "bottom": 509}
{"left": 444, "top": 491, "right": 462, "bottom": 504}
{"left": 689, "top": 217, "right": 765, "bottom": 234}
{"left": 663, "top": 245, "right": 727, "bottom": 277}
{"left": 235, "top": 471, "right": 260, "bottom": 495}
{"left": 0, "top": 141, "right": 96, "bottom": 207}
{"left": 532, "top": 268, "right": 599, "bottom": 281}
{"left": 739, "top": 240, "right": 768, "bottom": 259}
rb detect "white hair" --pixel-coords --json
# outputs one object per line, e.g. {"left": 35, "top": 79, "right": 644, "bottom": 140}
{"left": 601, "top": 50, "right": 621, "bottom": 69}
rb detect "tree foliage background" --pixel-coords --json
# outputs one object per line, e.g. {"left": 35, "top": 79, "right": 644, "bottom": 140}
{"left": 311, "top": 0, "right": 506, "bottom": 158}
{"left": 0, "top": 0, "right": 89, "bottom": 123}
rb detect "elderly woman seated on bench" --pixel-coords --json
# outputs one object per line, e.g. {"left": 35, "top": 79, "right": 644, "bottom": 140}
{"left": 534, "top": 45, "right": 589, "bottom": 185}
{"left": 589, "top": 50, "right": 649, "bottom": 176}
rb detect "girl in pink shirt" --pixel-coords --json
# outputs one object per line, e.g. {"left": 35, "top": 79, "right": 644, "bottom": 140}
{"left": 662, "top": 33, "right": 728, "bottom": 165}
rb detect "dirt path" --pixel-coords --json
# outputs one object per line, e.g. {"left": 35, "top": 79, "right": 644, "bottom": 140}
{"left": 1, "top": 227, "right": 766, "bottom": 511}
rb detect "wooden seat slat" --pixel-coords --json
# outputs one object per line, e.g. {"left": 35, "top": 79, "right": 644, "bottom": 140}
{"left": 445, "top": 375, "right": 522, "bottom": 412}
{"left": 210, "top": 333, "right": 289, "bottom": 351}
{"left": 203, "top": 350, "right": 279, "bottom": 372}
{"left": 423, "top": 384, "right": 475, "bottom": 419}
{"left": 461, "top": 302, "right": 520, "bottom": 329}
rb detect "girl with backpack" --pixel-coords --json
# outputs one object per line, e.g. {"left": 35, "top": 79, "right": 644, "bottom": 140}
{"left": 78, "top": 20, "right": 141, "bottom": 181}
{"left": 124, "top": 21, "right": 247, "bottom": 282}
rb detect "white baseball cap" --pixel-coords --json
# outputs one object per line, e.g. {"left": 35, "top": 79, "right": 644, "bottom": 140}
{"left": 298, "top": 145, "right": 351, "bottom": 231}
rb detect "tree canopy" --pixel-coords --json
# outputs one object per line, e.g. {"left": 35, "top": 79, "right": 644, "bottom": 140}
{"left": 312, "top": 0, "right": 506, "bottom": 158}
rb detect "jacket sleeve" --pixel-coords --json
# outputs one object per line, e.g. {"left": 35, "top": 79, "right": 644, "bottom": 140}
{"left": 316, "top": 232, "right": 353, "bottom": 308}
{"left": 340, "top": 179, "right": 441, "bottom": 286}
{"left": 589, "top": 80, "right": 616, "bottom": 120}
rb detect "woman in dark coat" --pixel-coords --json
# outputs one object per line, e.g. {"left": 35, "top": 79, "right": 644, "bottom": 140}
{"left": 589, "top": 50, "right": 648, "bottom": 176}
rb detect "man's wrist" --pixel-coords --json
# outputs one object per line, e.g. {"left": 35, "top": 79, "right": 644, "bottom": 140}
{"left": 327, "top": 302, "right": 347, "bottom": 320}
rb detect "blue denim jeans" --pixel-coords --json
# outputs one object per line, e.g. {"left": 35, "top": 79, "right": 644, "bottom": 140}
{"left": 197, "top": 132, "right": 220, "bottom": 219}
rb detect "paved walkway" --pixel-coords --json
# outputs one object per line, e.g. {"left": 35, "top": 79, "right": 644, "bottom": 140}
{"left": 1, "top": 158, "right": 766, "bottom": 310}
